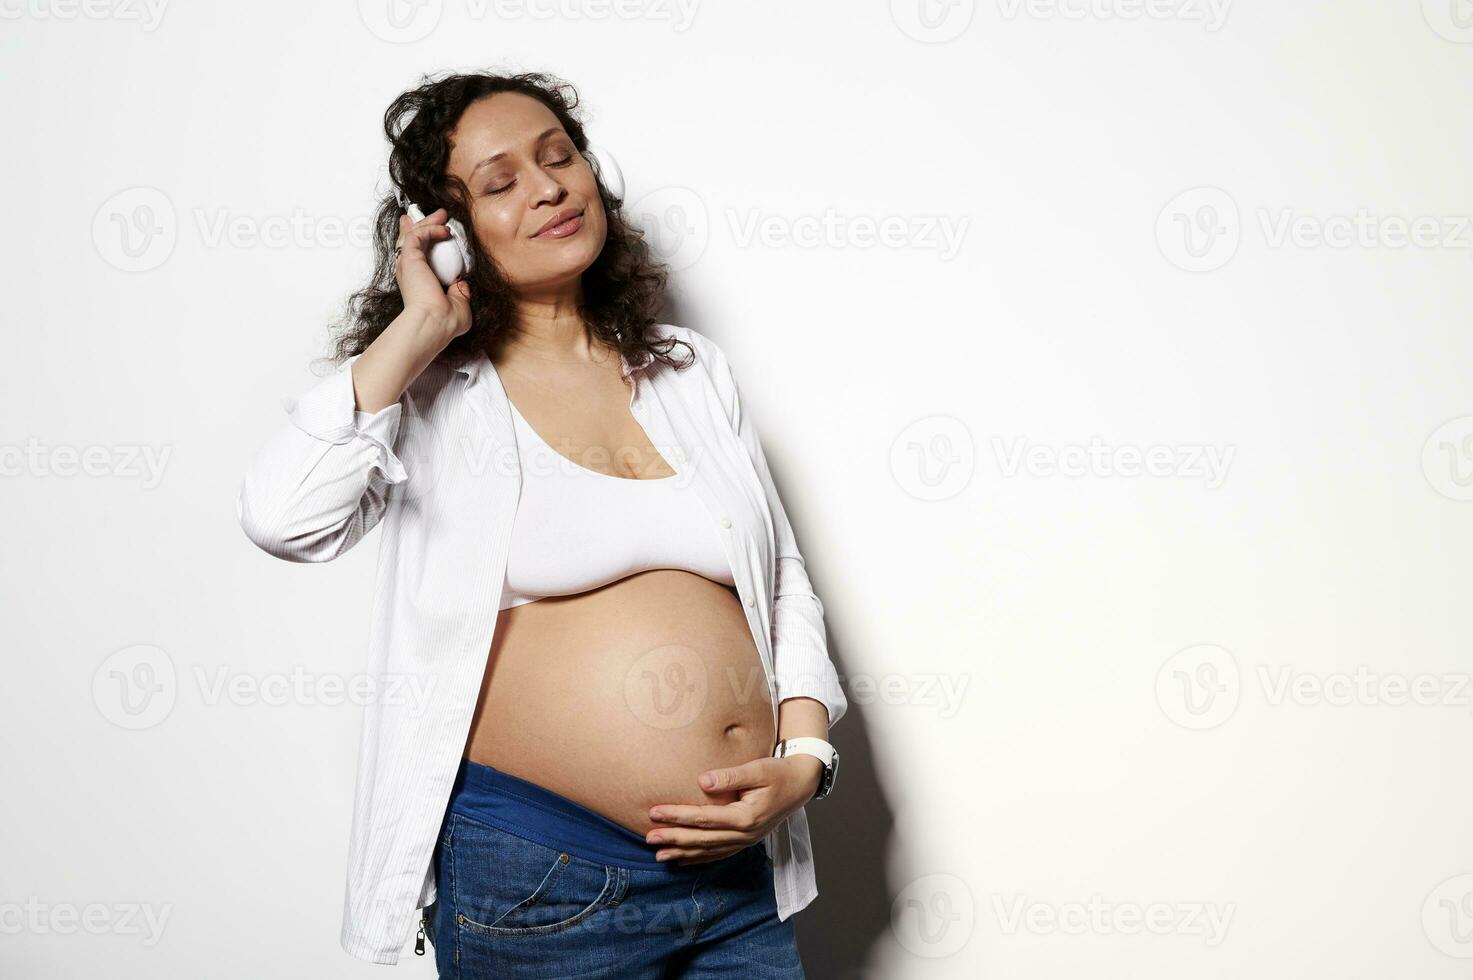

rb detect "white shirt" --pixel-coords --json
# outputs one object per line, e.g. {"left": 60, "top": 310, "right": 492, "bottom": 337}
{"left": 236, "top": 322, "right": 848, "bottom": 965}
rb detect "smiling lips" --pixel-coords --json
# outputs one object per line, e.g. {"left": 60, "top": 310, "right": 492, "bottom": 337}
{"left": 533, "top": 208, "right": 584, "bottom": 239}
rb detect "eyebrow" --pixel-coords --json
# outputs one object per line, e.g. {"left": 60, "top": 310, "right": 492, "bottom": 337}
{"left": 470, "top": 128, "right": 566, "bottom": 175}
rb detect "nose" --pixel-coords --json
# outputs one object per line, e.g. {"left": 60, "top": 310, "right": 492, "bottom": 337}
{"left": 531, "top": 173, "right": 569, "bottom": 211}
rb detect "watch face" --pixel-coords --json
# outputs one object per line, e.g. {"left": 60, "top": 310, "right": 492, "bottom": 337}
{"left": 817, "top": 750, "right": 838, "bottom": 798}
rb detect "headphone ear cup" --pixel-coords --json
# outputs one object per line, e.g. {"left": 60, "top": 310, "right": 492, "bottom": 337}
{"left": 446, "top": 216, "right": 473, "bottom": 276}
{"left": 417, "top": 214, "right": 469, "bottom": 287}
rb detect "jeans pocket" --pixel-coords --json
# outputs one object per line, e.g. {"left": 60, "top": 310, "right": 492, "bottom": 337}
{"left": 448, "top": 813, "right": 621, "bottom": 938}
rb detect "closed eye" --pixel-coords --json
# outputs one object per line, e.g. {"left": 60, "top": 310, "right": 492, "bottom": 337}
{"left": 485, "top": 154, "right": 576, "bottom": 195}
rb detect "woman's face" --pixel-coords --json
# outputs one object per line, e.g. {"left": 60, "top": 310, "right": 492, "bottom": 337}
{"left": 445, "top": 92, "right": 608, "bottom": 294}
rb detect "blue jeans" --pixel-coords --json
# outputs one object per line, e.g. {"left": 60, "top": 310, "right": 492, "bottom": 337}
{"left": 422, "top": 758, "right": 806, "bottom": 979}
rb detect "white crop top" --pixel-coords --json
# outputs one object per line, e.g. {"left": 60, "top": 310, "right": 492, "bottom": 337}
{"left": 499, "top": 399, "right": 737, "bottom": 610}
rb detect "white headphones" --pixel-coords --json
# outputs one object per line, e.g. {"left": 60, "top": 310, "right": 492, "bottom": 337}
{"left": 395, "top": 142, "right": 624, "bottom": 289}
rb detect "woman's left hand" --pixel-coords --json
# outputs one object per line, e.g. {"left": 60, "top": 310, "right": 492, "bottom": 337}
{"left": 644, "top": 756, "right": 824, "bottom": 865}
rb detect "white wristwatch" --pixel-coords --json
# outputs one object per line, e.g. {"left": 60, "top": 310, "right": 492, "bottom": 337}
{"left": 772, "top": 737, "right": 839, "bottom": 800}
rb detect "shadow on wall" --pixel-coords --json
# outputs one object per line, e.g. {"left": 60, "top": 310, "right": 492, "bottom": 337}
{"left": 664, "top": 303, "right": 898, "bottom": 978}
{"left": 796, "top": 661, "right": 893, "bottom": 980}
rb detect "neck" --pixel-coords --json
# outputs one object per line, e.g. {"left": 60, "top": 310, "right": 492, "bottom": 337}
{"left": 501, "top": 286, "right": 602, "bottom": 368}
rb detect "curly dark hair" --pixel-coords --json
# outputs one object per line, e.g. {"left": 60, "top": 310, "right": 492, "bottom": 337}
{"left": 326, "top": 69, "right": 692, "bottom": 378}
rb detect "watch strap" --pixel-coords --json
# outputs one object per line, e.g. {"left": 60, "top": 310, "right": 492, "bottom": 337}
{"left": 772, "top": 737, "right": 838, "bottom": 800}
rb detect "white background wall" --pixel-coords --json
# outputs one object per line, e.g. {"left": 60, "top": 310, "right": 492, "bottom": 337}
{"left": 3, "top": 1, "right": 1472, "bottom": 977}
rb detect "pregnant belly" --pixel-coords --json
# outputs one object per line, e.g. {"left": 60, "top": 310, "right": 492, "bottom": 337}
{"left": 463, "top": 569, "right": 777, "bottom": 838}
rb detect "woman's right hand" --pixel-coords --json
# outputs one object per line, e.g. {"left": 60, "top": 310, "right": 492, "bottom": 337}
{"left": 348, "top": 208, "right": 475, "bottom": 415}
{"left": 394, "top": 207, "right": 473, "bottom": 342}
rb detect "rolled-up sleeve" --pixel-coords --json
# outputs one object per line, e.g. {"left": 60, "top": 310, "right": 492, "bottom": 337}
{"left": 707, "top": 340, "right": 848, "bottom": 729}
{"left": 237, "top": 355, "right": 409, "bottom": 563}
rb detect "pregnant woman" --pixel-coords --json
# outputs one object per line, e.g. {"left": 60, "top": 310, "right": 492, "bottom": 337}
{"left": 236, "top": 70, "right": 846, "bottom": 979}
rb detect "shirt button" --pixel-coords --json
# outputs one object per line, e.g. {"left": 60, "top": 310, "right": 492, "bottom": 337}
{"left": 745, "top": 594, "right": 755, "bottom": 608}
{"left": 720, "top": 517, "right": 732, "bottom": 528}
